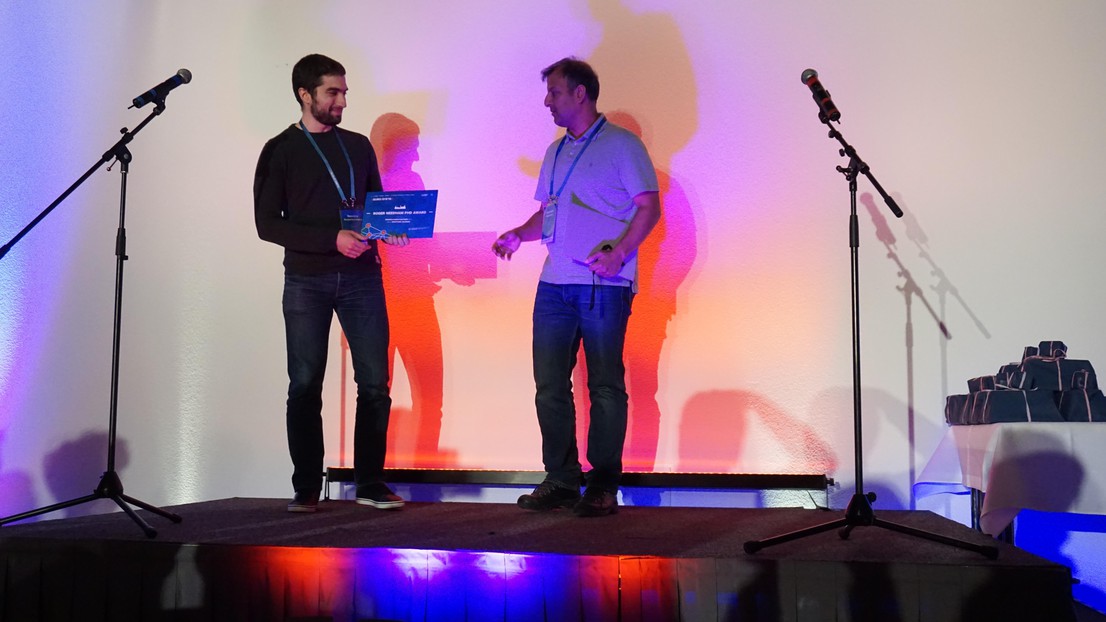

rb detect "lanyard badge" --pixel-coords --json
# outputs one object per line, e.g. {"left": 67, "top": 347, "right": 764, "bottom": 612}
{"left": 543, "top": 116, "right": 606, "bottom": 245}
{"left": 541, "top": 195, "right": 558, "bottom": 244}
{"left": 299, "top": 122, "right": 358, "bottom": 228}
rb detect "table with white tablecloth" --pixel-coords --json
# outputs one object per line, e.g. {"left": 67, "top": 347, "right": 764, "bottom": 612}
{"left": 916, "top": 422, "right": 1106, "bottom": 535}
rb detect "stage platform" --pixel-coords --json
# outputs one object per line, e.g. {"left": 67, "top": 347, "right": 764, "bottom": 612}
{"left": 0, "top": 498, "right": 1083, "bottom": 621}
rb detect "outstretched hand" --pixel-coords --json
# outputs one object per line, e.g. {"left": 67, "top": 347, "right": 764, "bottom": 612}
{"left": 492, "top": 230, "right": 521, "bottom": 260}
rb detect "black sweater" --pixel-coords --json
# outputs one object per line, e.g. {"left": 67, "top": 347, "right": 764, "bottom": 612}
{"left": 254, "top": 124, "right": 384, "bottom": 275}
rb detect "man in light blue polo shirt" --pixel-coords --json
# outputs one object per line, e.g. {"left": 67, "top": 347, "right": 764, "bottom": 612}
{"left": 492, "top": 57, "right": 661, "bottom": 517}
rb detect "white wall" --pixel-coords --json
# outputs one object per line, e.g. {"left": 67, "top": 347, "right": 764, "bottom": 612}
{"left": 2, "top": 1, "right": 1104, "bottom": 524}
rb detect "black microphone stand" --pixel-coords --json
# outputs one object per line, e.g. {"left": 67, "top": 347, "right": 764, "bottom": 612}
{"left": 0, "top": 99, "right": 183, "bottom": 538}
{"left": 743, "top": 109, "right": 996, "bottom": 559}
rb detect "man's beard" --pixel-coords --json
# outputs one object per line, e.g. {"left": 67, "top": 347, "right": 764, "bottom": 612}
{"left": 311, "top": 101, "right": 342, "bottom": 126}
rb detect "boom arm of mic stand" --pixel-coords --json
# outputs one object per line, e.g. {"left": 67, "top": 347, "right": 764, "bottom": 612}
{"left": 0, "top": 105, "right": 164, "bottom": 262}
{"left": 825, "top": 124, "right": 903, "bottom": 219}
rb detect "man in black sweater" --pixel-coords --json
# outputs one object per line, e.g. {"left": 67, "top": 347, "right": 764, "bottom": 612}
{"left": 254, "top": 54, "right": 408, "bottom": 513}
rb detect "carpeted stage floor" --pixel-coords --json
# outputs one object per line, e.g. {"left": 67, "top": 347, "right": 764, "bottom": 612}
{"left": 0, "top": 498, "right": 1087, "bottom": 621}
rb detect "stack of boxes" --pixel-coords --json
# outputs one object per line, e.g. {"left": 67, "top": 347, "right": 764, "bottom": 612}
{"left": 945, "top": 341, "right": 1106, "bottom": 425}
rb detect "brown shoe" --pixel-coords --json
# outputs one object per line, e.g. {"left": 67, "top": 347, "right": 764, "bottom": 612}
{"left": 518, "top": 480, "right": 581, "bottom": 511}
{"left": 573, "top": 488, "right": 618, "bottom": 517}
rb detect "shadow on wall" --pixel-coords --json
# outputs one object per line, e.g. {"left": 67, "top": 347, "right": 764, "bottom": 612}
{"left": 366, "top": 112, "right": 498, "bottom": 469}
{"left": 893, "top": 193, "right": 990, "bottom": 342}
{"left": 676, "top": 390, "right": 838, "bottom": 476}
{"left": 615, "top": 112, "right": 698, "bottom": 473}
{"left": 43, "top": 430, "right": 129, "bottom": 519}
{"left": 0, "top": 429, "right": 36, "bottom": 518}
{"left": 811, "top": 385, "right": 920, "bottom": 510}
{"left": 860, "top": 191, "right": 989, "bottom": 505}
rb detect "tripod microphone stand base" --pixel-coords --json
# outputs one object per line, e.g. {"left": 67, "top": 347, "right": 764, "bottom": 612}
{"left": 0, "top": 471, "right": 182, "bottom": 539}
{"left": 743, "top": 491, "right": 998, "bottom": 559}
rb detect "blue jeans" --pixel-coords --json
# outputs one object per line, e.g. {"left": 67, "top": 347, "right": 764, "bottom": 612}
{"left": 283, "top": 271, "right": 391, "bottom": 493}
{"left": 532, "top": 281, "right": 633, "bottom": 492}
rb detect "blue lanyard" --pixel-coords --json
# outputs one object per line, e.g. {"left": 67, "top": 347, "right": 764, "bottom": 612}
{"left": 549, "top": 116, "right": 607, "bottom": 200}
{"left": 299, "top": 121, "right": 355, "bottom": 206}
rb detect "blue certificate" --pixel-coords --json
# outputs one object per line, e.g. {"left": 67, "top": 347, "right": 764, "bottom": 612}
{"left": 361, "top": 190, "right": 438, "bottom": 239}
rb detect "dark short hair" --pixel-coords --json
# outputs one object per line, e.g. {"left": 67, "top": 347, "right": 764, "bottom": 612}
{"left": 291, "top": 54, "right": 346, "bottom": 106}
{"left": 541, "top": 57, "right": 600, "bottom": 102}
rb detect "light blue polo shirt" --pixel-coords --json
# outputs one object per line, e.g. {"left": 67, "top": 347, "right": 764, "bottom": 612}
{"left": 533, "top": 114, "right": 659, "bottom": 288}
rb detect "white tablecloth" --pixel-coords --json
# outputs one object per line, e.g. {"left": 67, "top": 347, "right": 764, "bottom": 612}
{"left": 916, "top": 422, "right": 1106, "bottom": 535}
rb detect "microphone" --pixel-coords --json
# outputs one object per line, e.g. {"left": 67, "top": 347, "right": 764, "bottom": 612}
{"left": 131, "top": 69, "right": 192, "bottom": 108}
{"left": 800, "top": 68, "right": 840, "bottom": 122}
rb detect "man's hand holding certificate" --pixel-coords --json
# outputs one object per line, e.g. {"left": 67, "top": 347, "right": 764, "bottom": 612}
{"left": 360, "top": 190, "right": 438, "bottom": 240}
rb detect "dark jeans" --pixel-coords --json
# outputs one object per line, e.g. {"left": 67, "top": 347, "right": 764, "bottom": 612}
{"left": 532, "top": 281, "right": 633, "bottom": 493}
{"left": 283, "top": 271, "right": 391, "bottom": 493}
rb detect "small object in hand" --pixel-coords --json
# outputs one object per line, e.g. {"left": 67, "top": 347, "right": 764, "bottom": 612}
{"left": 600, "top": 244, "right": 624, "bottom": 267}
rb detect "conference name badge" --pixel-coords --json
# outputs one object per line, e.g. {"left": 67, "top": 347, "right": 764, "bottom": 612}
{"left": 541, "top": 196, "right": 557, "bottom": 244}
